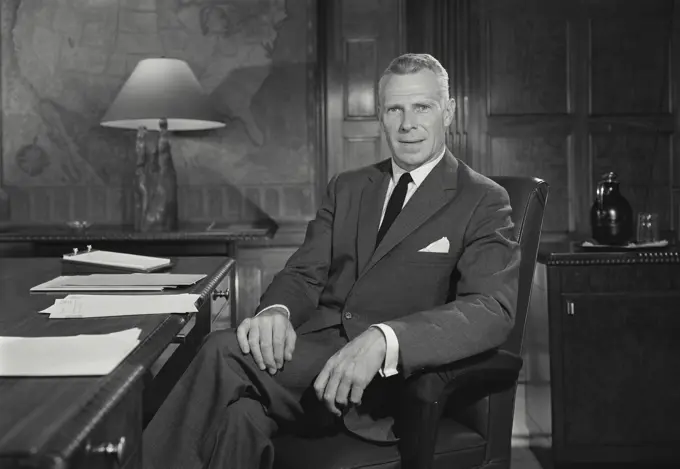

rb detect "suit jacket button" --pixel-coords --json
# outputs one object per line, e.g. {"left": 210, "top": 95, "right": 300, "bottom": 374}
{"left": 344, "top": 311, "right": 353, "bottom": 320}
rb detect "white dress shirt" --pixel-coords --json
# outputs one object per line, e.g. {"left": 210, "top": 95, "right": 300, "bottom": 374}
{"left": 370, "top": 149, "right": 446, "bottom": 377}
{"left": 258, "top": 149, "right": 447, "bottom": 377}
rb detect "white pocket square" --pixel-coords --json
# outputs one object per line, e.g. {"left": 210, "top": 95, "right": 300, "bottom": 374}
{"left": 418, "top": 237, "right": 450, "bottom": 254}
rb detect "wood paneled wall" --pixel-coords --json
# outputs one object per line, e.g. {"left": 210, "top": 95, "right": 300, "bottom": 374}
{"left": 407, "top": 0, "right": 680, "bottom": 241}
{"left": 237, "top": 0, "right": 680, "bottom": 320}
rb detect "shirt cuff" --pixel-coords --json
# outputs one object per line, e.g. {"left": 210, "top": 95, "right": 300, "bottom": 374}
{"left": 256, "top": 304, "right": 291, "bottom": 319}
{"left": 370, "top": 323, "right": 399, "bottom": 378}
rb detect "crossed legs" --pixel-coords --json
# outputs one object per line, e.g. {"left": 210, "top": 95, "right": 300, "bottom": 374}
{"left": 143, "top": 326, "right": 348, "bottom": 469}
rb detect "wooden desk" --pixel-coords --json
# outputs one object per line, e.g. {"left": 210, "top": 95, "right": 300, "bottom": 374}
{"left": 0, "top": 257, "right": 235, "bottom": 469}
{"left": 524, "top": 242, "right": 680, "bottom": 467}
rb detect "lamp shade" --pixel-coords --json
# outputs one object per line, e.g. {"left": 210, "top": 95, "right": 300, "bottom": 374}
{"left": 101, "top": 58, "right": 224, "bottom": 131}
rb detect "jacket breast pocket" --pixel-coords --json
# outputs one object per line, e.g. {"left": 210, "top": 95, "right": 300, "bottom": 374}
{"left": 400, "top": 251, "right": 457, "bottom": 268}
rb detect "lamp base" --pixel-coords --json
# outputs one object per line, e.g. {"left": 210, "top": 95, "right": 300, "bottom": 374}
{"left": 133, "top": 119, "right": 178, "bottom": 233}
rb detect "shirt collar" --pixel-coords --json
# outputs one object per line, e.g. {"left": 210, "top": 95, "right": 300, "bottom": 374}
{"left": 390, "top": 147, "right": 446, "bottom": 187}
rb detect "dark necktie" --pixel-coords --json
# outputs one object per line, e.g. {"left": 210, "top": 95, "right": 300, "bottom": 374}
{"left": 376, "top": 172, "right": 413, "bottom": 246}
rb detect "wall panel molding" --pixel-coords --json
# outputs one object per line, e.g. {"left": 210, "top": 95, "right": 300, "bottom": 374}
{"left": 345, "top": 38, "right": 378, "bottom": 119}
{"left": 3, "top": 183, "right": 316, "bottom": 225}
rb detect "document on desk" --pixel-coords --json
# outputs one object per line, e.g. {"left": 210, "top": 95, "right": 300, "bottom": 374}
{"left": 63, "top": 250, "right": 171, "bottom": 271}
{"left": 0, "top": 328, "right": 141, "bottom": 376}
{"left": 40, "top": 293, "right": 200, "bottom": 318}
{"left": 30, "top": 273, "right": 206, "bottom": 292}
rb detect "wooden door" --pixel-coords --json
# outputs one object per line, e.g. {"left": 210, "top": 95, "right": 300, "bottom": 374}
{"left": 324, "top": 0, "right": 405, "bottom": 179}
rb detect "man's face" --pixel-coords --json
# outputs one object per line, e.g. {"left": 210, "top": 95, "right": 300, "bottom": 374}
{"left": 380, "top": 70, "right": 454, "bottom": 171}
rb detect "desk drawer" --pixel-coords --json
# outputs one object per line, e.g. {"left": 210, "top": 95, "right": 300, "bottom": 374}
{"left": 210, "top": 267, "right": 233, "bottom": 330}
{"left": 68, "top": 379, "right": 143, "bottom": 469}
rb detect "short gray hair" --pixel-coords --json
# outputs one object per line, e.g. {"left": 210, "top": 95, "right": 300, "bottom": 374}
{"left": 378, "top": 53, "right": 450, "bottom": 105}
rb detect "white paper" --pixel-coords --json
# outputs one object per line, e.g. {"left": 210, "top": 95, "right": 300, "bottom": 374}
{"left": 57, "top": 274, "right": 206, "bottom": 286}
{"left": 34, "top": 286, "right": 166, "bottom": 292}
{"left": 40, "top": 294, "right": 200, "bottom": 318}
{"left": 63, "top": 250, "right": 171, "bottom": 271}
{"left": 0, "top": 328, "right": 142, "bottom": 376}
{"left": 31, "top": 273, "right": 206, "bottom": 292}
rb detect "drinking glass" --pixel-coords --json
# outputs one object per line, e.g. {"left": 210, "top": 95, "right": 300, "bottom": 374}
{"left": 636, "top": 212, "right": 659, "bottom": 244}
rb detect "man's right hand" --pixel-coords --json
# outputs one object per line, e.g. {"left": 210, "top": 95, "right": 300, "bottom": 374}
{"left": 236, "top": 307, "right": 297, "bottom": 375}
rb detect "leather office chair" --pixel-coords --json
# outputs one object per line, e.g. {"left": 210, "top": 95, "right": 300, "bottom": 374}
{"left": 273, "top": 176, "right": 549, "bottom": 469}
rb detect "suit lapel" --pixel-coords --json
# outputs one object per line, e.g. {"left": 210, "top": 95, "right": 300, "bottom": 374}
{"left": 356, "top": 161, "right": 391, "bottom": 275}
{"left": 359, "top": 151, "right": 459, "bottom": 279}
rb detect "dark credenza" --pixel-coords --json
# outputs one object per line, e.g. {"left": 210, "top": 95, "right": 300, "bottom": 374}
{"left": 0, "top": 223, "right": 277, "bottom": 258}
{"left": 524, "top": 242, "right": 680, "bottom": 467}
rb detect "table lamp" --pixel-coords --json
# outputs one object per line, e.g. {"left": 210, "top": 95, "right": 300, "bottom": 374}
{"left": 101, "top": 58, "right": 224, "bottom": 232}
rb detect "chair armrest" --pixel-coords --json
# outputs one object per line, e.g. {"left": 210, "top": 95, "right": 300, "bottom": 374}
{"left": 397, "top": 349, "right": 522, "bottom": 469}
{"left": 404, "top": 349, "right": 522, "bottom": 404}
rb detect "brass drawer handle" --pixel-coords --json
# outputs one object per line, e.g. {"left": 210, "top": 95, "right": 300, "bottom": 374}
{"left": 566, "top": 300, "right": 575, "bottom": 316}
{"left": 86, "top": 436, "right": 126, "bottom": 466}
{"left": 212, "top": 289, "right": 230, "bottom": 301}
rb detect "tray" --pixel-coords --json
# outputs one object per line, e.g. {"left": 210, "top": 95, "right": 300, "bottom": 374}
{"left": 577, "top": 240, "right": 669, "bottom": 252}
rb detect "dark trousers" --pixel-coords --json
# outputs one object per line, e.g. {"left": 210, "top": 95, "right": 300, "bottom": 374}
{"left": 143, "top": 326, "right": 349, "bottom": 469}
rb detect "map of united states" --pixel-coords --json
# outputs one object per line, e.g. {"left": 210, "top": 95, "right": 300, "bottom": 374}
{"left": 2, "top": 0, "right": 312, "bottom": 188}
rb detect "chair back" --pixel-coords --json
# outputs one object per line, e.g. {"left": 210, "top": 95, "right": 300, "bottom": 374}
{"left": 449, "top": 176, "right": 548, "bottom": 467}
{"left": 490, "top": 176, "right": 549, "bottom": 356}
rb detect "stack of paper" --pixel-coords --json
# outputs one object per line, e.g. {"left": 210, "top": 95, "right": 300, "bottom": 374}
{"left": 63, "top": 250, "right": 171, "bottom": 271}
{"left": 31, "top": 273, "right": 206, "bottom": 292}
{"left": 0, "top": 328, "right": 141, "bottom": 376}
{"left": 40, "top": 294, "right": 200, "bottom": 319}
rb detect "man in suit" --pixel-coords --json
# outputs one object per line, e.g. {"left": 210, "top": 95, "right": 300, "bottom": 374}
{"left": 143, "top": 53, "right": 520, "bottom": 469}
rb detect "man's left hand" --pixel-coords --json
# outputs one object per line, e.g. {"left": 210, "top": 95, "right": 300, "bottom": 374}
{"left": 314, "top": 327, "right": 387, "bottom": 417}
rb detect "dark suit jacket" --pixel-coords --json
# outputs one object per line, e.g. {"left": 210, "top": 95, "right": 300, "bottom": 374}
{"left": 258, "top": 150, "right": 519, "bottom": 377}
{"left": 257, "top": 151, "right": 519, "bottom": 440}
